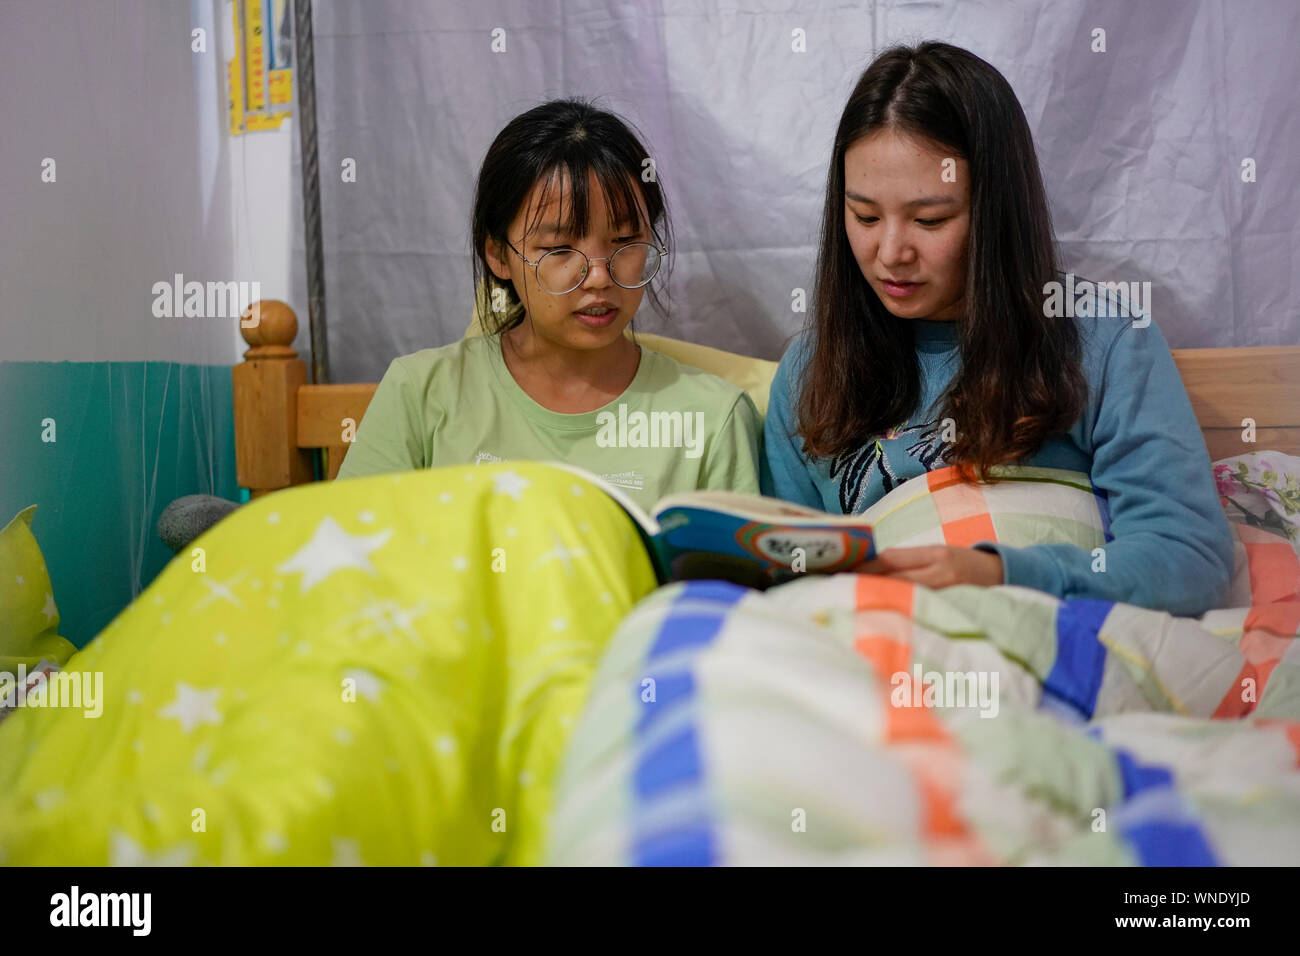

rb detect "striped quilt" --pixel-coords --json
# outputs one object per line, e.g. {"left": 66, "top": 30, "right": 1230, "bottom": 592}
{"left": 546, "top": 463, "right": 1300, "bottom": 865}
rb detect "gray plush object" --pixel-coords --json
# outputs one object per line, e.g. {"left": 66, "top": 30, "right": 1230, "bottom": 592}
{"left": 158, "top": 495, "right": 241, "bottom": 553}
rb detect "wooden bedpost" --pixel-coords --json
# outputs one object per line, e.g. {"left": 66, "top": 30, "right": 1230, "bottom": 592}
{"left": 233, "top": 300, "right": 315, "bottom": 497}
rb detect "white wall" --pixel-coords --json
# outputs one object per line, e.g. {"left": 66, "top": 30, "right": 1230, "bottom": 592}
{"left": 0, "top": 0, "right": 232, "bottom": 363}
{"left": 0, "top": 0, "right": 299, "bottom": 365}
{"left": 221, "top": 0, "right": 301, "bottom": 362}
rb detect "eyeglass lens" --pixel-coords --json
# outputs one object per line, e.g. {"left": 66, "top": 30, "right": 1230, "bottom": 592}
{"left": 536, "top": 243, "right": 660, "bottom": 293}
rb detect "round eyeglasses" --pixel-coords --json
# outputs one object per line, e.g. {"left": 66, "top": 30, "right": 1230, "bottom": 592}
{"left": 505, "top": 239, "right": 666, "bottom": 295}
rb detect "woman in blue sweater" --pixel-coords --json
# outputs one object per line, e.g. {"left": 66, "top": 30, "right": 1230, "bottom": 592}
{"left": 761, "top": 41, "right": 1233, "bottom": 616}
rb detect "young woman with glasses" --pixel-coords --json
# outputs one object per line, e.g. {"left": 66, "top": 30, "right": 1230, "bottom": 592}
{"left": 337, "top": 100, "right": 762, "bottom": 508}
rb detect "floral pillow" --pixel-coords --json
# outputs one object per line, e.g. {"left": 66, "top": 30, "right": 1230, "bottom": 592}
{"left": 1214, "top": 451, "right": 1300, "bottom": 548}
{"left": 1212, "top": 452, "right": 1300, "bottom": 609}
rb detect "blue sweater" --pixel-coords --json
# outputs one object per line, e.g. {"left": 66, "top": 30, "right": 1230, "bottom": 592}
{"left": 761, "top": 313, "right": 1235, "bottom": 616}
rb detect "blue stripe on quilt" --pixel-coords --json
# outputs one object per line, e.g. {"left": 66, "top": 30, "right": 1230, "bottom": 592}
{"left": 642, "top": 579, "right": 749, "bottom": 663}
{"left": 1111, "top": 748, "right": 1220, "bottom": 866}
{"left": 636, "top": 671, "right": 694, "bottom": 734}
{"left": 631, "top": 579, "right": 747, "bottom": 866}
{"left": 1085, "top": 729, "right": 1221, "bottom": 866}
{"left": 1041, "top": 599, "right": 1111, "bottom": 720}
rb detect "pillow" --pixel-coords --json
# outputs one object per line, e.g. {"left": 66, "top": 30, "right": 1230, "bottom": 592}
{"left": 1214, "top": 451, "right": 1300, "bottom": 548}
{"left": 157, "top": 493, "right": 241, "bottom": 553}
{"left": 0, "top": 505, "right": 76, "bottom": 673}
{"left": 463, "top": 287, "right": 779, "bottom": 416}
{"left": 1213, "top": 452, "right": 1300, "bottom": 607}
{"left": 857, "top": 461, "right": 1300, "bottom": 611}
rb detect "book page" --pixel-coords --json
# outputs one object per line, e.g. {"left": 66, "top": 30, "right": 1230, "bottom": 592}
{"left": 650, "top": 490, "right": 862, "bottom": 525}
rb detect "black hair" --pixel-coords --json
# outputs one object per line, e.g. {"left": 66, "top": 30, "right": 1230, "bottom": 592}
{"left": 798, "top": 42, "right": 1086, "bottom": 479}
{"left": 470, "top": 99, "right": 672, "bottom": 333}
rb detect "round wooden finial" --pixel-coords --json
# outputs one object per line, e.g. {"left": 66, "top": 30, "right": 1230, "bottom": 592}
{"left": 240, "top": 300, "right": 298, "bottom": 357}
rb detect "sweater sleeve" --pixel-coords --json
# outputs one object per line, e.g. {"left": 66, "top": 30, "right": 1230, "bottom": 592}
{"left": 760, "top": 337, "right": 824, "bottom": 509}
{"left": 335, "top": 357, "right": 426, "bottom": 480}
{"left": 974, "top": 319, "right": 1234, "bottom": 616}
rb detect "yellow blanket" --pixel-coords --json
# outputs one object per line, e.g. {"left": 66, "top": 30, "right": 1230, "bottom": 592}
{"left": 0, "top": 463, "right": 656, "bottom": 865}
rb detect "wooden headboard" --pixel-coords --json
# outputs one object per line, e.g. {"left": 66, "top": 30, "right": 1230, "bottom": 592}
{"left": 233, "top": 300, "right": 1300, "bottom": 497}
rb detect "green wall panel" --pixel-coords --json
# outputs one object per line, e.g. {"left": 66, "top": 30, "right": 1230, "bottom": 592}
{"left": 0, "top": 362, "right": 238, "bottom": 648}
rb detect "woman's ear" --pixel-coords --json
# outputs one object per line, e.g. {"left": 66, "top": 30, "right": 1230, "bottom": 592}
{"left": 485, "top": 238, "right": 511, "bottom": 281}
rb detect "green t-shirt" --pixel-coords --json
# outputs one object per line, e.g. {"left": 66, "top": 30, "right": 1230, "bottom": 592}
{"left": 335, "top": 335, "right": 762, "bottom": 510}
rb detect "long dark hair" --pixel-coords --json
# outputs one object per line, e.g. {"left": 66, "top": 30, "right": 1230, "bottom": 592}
{"left": 798, "top": 42, "right": 1086, "bottom": 479}
{"left": 470, "top": 99, "right": 672, "bottom": 334}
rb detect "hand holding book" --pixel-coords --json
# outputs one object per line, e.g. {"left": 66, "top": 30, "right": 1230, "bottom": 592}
{"left": 854, "top": 546, "right": 1004, "bottom": 588}
{"left": 548, "top": 463, "right": 1003, "bottom": 590}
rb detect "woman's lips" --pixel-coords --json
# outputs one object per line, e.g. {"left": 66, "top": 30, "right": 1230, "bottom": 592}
{"left": 573, "top": 307, "right": 618, "bottom": 328}
{"left": 882, "top": 280, "right": 923, "bottom": 298}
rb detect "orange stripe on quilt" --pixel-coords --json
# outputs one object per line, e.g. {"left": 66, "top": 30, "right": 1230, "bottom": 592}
{"left": 854, "top": 574, "right": 916, "bottom": 614}
{"left": 941, "top": 513, "right": 998, "bottom": 548}
{"left": 1212, "top": 663, "right": 1258, "bottom": 719}
{"left": 907, "top": 752, "right": 993, "bottom": 863}
{"left": 1240, "top": 528, "right": 1300, "bottom": 605}
{"left": 852, "top": 577, "right": 935, "bottom": 738}
{"left": 854, "top": 635, "right": 912, "bottom": 684}
{"left": 1211, "top": 613, "right": 1296, "bottom": 718}
{"left": 850, "top": 574, "right": 991, "bottom": 861}
{"left": 852, "top": 578, "right": 942, "bottom": 742}
{"left": 917, "top": 771, "right": 966, "bottom": 836}
{"left": 924, "top": 472, "right": 997, "bottom": 547}
{"left": 925, "top": 465, "right": 966, "bottom": 492}
{"left": 1244, "top": 597, "right": 1300, "bottom": 637}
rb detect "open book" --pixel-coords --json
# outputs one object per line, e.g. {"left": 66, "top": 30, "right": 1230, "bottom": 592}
{"left": 548, "top": 463, "right": 875, "bottom": 589}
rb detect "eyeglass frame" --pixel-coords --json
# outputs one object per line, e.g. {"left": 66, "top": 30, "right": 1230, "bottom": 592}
{"left": 502, "top": 237, "right": 667, "bottom": 295}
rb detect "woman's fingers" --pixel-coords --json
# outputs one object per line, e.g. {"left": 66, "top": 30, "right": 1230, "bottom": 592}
{"left": 854, "top": 545, "right": 1002, "bottom": 588}
{"left": 856, "top": 546, "right": 943, "bottom": 575}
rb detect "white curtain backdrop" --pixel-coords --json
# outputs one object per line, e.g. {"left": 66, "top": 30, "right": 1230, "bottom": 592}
{"left": 294, "top": 0, "right": 1300, "bottom": 384}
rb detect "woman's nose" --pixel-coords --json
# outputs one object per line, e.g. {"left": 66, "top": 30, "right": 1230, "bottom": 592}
{"left": 581, "top": 257, "right": 614, "bottom": 289}
{"left": 877, "top": 224, "right": 914, "bottom": 265}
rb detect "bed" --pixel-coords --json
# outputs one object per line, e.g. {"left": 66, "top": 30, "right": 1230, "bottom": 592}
{"left": 231, "top": 300, "right": 1300, "bottom": 491}
{"left": 1, "top": 301, "right": 1296, "bottom": 866}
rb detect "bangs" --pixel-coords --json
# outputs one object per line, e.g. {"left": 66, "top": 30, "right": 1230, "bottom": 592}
{"left": 520, "top": 152, "right": 650, "bottom": 242}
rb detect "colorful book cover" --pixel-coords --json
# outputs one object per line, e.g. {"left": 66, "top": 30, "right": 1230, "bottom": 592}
{"left": 647, "top": 504, "right": 875, "bottom": 588}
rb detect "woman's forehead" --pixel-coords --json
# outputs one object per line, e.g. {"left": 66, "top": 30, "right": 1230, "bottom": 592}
{"left": 844, "top": 130, "right": 969, "bottom": 201}
{"left": 518, "top": 167, "right": 647, "bottom": 237}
